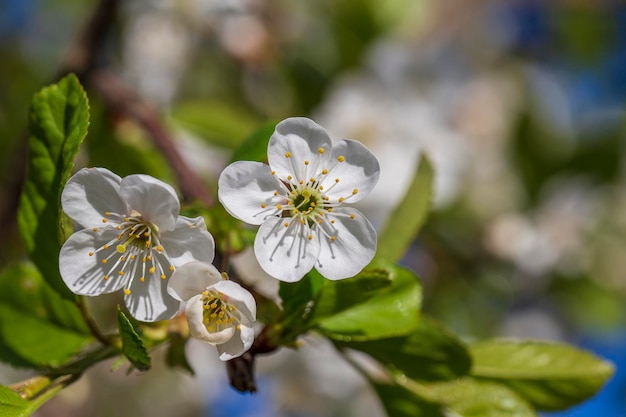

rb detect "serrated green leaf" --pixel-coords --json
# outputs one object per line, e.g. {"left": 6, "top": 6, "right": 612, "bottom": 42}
{"left": 116, "top": 308, "right": 151, "bottom": 371}
{"left": 229, "top": 121, "right": 277, "bottom": 163}
{"left": 165, "top": 334, "right": 194, "bottom": 375}
{"left": 17, "top": 73, "right": 90, "bottom": 299}
{"left": 424, "top": 378, "right": 537, "bottom": 417}
{"left": 0, "top": 263, "right": 91, "bottom": 368}
{"left": 470, "top": 339, "right": 614, "bottom": 410}
{"left": 373, "top": 383, "right": 444, "bottom": 417}
{"left": 315, "top": 264, "right": 421, "bottom": 341}
{"left": 375, "top": 154, "right": 433, "bottom": 263}
{"left": 0, "top": 384, "right": 31, "bottom": 417}
{"left": 336, "top": 317, "right": 471, "bottom": 381}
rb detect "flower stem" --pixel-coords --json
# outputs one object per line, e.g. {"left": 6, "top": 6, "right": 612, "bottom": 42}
{"left": 76, "top": 297, "right": 112, "bottom": 346}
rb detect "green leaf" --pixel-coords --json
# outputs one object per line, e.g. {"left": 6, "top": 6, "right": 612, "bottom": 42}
{"left": 0, "top": 263, "right": 91, "bottom": 368}
{"left": 470, "top": 339, "right": 614, "bottom": 410}
{"left": 335, "top": 317, "right": 471, "bottom": 381}
{"left": 424, "top": 378, "right": 537, "bottom": 417}
{"left": 315, "top": 263, "right": 421, "bottom": 341}
{"left": 229, "top": 121, "right": 277, "bottom": 163}
{"left": 17, "top": 73, "right": 90, "bottom": 299}
{"left": 373, "top": 383, "right": 445, "bottom": 417}
{"left": 375, "top": 154, "right": 433, "bottom": 263}
{"left": 165, "top": 334, "right": 194, "bottom": 375}
{"left": 116, "top": 308, "right": 151, "bottom": 371}
{"left": 0, "top": 384, "right": 30, "bottom": 417}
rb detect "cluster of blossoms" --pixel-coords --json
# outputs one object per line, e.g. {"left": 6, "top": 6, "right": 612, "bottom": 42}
{"left": 59, "top": 117, "right": 379, "bottom": 359}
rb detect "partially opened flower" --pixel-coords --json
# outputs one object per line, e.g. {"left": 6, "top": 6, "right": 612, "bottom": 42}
{"left": 218, "top": 117, "right": 380, "bottom": 282}
{"left": 167, "top": 262, "right": 256, "bottom": 361}
{"left": 59, "top": 167, "right": 215, "bottom": 322}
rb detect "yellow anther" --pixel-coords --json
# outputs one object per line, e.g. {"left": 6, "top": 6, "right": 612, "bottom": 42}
{"left": 261, "top": 203, "right": 267, "bottom": 208}
{"left": 142, "top": 257, "right": 147, "bottom": 263}
{"left": 299, "top": 180, "right": 304, "bottom": 185}
{"left": 103, "top": 275, "right": 109, "bottom": 280}
{"left": 218, "top": 311, "right": 225, "bottom": 318}
{"left": 285, "top": 152, "right": 292, "bottom": 158}
{"left": 317, "top": 219, "right": 323, "bottom": 224}
{"left": 287, "top": 175, "right": 292, "bottom": 181}
{"left": 130, "top": 255, "right": 135, "bottom": 260}
{"left": 352, "top": 188, "right": 359, "bottom": 195}
{"left": 140, "top": 277, "right": 145, "bottom": 282}
{"left": 237, "top": 325, "right": 242, "bottom": 330}
{"left": 169, "top": 265, "right": 174, "bottom": 271}
{"left": 338, "top": 155, "right": 345, "bottom": 162}
{"left": 147, "top": 255, "right": 152, "bottom": 261}
{"left": 149, "top": 267, "right": 156, "bottom": 274}
{"left": 102, "top": 218, "right": 108, "bottom": 223}
{"left": 101, "top": 259, "right": 107, "bottom": 264}
{"left": 274, "top": 191, "right": 278, "bottom": 196}
{"left": 338, "top": 197, "right": 345, "bottom": 203}
{"left": 331, "top": 220, "right": 336, "bottom": 224}
{"left": 319, "top": 186, "right": 324, "bottom": 190}
{"left": 105, "top": 211, "right": 111, "bottom": 216}
{"left": 300, "top": 219, "right": 305, "bottom": 224}
{"left": 308, "top": 235, "right": 313, "bottom": 240}
{"left": 350, "top": 213, "right": 355, "bottom": 219}
{"left": 117, "top": 235, "right": 123, "bottom": 241}
{"left": 144, "top": 232, "right": 149, "bottom": 237}
{"left": 88, "top": 251, "right": 94, "bottom": 256}
{"left": 92, "top": 227, "right": 98, "bottom": 232}
{"left": 322, "top": 169, "right": 328, "bottom": 175}
{"left": 331, "top": 236, "right": 337, "bottom": 241}
{"left": 210, "top": 312, "right": 217, "bottom": 317}
{"left": 116, "top": 225, "right": 121, "bottom": 230}
{"left": 118, "top": 271, "right": 124, "bottom": 276}
{"left": 161, "top": 274, "right": 166, "bottom": 280}
{"left": 318, "top": 147, "right": 325, "bottom": 154}
{"left": 124, "top": 288, "right": 131, "bottom": 295}
{"left": 277, "top": 204, "right": 283, "bottom": 210}
{"left": 327, "top": 208, "right": 333, "bottom": 213}
{"left": 304, "top": 160, "right": 310, "bottom": 165}
{"left": 124, "top": 217, "right": 130, "bottom": 222}
{"left": 208, "top": 325, "right": 215, "bottom": 332}
{"left": 103, "top": 244, "right": 109, "bottom": 250}
{"left": 202, "top": 290, "right": 209, "bottom": 297}
{"left": 157, "top": 245, "right": 163, "bottom": 252}
{"left": 335, "top": 178, "right": 340, "bottom": 183}
{"left": 271, "top": 171, "right": 276, "bottom": 175}
{"left": 310, "top": 177, "right": 315, "bottom": 183}
{"left": 211, "top": 303, "right": 218, "bottom": 308}
{"left": 311, "top": 202, "right": 316, "bottom": 207}
{"left": 145, "top": 242, "right": 150, "bottom": 248}
{"left": 121, "top": 256, "right": 126, "bottom": 262}
{"left": 229, "top": 305, "right": 236, "bottom": 311}
{"left": 284, "top": 222, "right": 289, "bottom": 227}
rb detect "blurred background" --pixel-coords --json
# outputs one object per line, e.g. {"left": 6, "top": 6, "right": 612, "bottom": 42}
{"left": 1, "top": 0, "right": 626, "bottom": 415}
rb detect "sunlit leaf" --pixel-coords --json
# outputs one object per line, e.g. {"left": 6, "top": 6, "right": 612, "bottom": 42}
{"left": 336, "top": 317, "right": 470, "bottom": 381}
{"left": 470, "top": 339, "right": 614, "bottom": 410}
{"left": 17, "top": 73, "right": 89, "bottom": 299}
{"left": 0, "top": 263, "right": 91, "bottom": 368}
{"left": 116, "top": 308, "right": 151, "bottom": 371}
{"left": 375, "top": 154, "right": 433, "bottom": 263}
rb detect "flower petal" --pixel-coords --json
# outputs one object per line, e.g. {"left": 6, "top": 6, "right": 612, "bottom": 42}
{"left": 59, "top": 228, "right": 128, "bottom": 296}
{"left": 218, "top": 161, "right": 283, "bottom": 225}
{"left": 124, "top": 257, "right": 180, "bottom": 322}
{"left": 254, "top": 216, "right": 320, "bottom": 282}
{"left": 119, "top": 174, "right": 180, "bottom": 231}
{"left": 216, "top": 324, "right": 254, "bottom": 361}
{"left": 185, "top": 295, "right": 235, "bottom": 344}
{"left": 212, "top": 280, "right": 256, "bottom": 323}
{"left": 268, "top": 117, "right": 332, "bottom": 183}
{"left": 316, "top": 208, "right": 377, "bottom": 280}
{"left": 320, "top": 139, "right": 380, "bottom": 203}
{"left": 61, "top": 167, "right": 126, "bottom": 228}
{"left": 160, "top": 216, "right": 215, "bottom": 266}
{"left": 167, "top": 261, "right": 222, "bottom": 302}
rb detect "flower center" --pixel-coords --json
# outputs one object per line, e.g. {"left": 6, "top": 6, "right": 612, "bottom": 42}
{"left": 289, "top": 185, "right": 324, "bottom": 223}
{"left": 202, "top": 290, "right": 240, "bottom": 336}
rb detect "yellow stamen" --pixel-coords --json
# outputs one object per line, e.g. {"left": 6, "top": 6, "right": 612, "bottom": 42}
{"left": 338, "top": 155, "right": 345, "bottom": 162}
{"left": 261, "top": 203, "right": 267, "bottom": 208}
{"left": 124, "top": 289, "right": 131, "bottom": 295}
{"left": 318, "top": 148, "right": 325, "bottom": 154}
{"left": 285, "top": 152, "right": 291, "bottom": 158}
{"left": 350, "top": 213, "right": 355, "bottom": 219}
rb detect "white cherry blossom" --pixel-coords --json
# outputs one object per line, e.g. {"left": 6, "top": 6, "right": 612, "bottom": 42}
{"left": 167, "top": 262, "right": 256, "bottom": 361}
{"left": 218, "top": 117, "right": 380, "bottom": 282}
{"left": 59, "top": 167, "right": 215, "bottom": 322}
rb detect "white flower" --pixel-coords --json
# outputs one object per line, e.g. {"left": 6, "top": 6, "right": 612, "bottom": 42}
{"left": 218, "top": 117, "right": 380, "bottom": 282}
{"left": 59, "top": 167, "right": 215, "bottom": 322}
{"left": 167, "top": 262, "right": 256, "bottom": 361}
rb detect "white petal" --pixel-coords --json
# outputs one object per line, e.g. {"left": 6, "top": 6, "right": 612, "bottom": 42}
{"left": 59, "top": 228, "right": 128, "bottom": 296}
{"left": 124, "top": 255, "right": 180, "bottom": 322}
{"left": 254, "top": 216, "right": 320, "bottom": 282}
{"left": 212, "top": 280, "right": 256, "bottom": 323}
{"left": 218, "top": 161, "right": 283, "bottom": 225}
{"left": 185, "top": 295, "right": 235, "bottom": 344}
{"left": 159, "top": 216, "right": 215, "bottom": 266}
{"left": 316, "top": 208, "right": 377, "bottom": 280}
{"left": 119, "top": 174, "right": 180, "bottom": 231}
{"left": 321, "top": 139, "right": 380, "bottom": 203}
{"left": 216, "top": 324, "right": 254, "bottom": 361}
{"left": 167, "top": 262, "right": 222, "bottom": 302}
{"left": 268, "top": 118, "right": 332, "bottom": 183}
{"left": 61, "top": 167, "right": 126, "bottom": 228}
